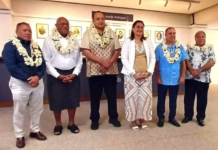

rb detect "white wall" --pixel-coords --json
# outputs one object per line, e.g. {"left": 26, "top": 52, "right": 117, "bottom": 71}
{"left": 12, "top": 0, "right": 190, "bottom": 26}
{"left": 0, "top": 10, "right": 12, "bottom": 56}
{"left": 206, "top": 28, "right": 218, "bottom": 84}
{"left": 10, "top": 0, "right": 191, "bottom": 48}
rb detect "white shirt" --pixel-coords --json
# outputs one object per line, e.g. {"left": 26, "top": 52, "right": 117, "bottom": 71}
{"left": 42, "top": 34, "right": 83, "bottom": 78}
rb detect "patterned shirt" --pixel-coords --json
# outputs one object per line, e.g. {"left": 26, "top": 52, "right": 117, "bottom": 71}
{"left": 186, "top": 45, "right": 216, "bottom": 83}
{"left": 155, "top": 43, "right": 188, "bottom": 85}
{"left": 81, "top": 28, "right": 121, "bottom": 77}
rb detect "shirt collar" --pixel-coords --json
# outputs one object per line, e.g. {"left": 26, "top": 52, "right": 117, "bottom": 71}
{"left": 17, "top": 37, "right": 31, "bottom": 46}
{"left": 58, "top": 33, "right": 69, "bottom": 39}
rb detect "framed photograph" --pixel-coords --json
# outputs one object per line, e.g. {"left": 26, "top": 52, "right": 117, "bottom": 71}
{"left": 144, "top": 30, "right": 151, "bottom": 38}
{"left": 116, "top": 29, "right": 125, "bottom": 42}
{"left": 71, "top": 26, "right": 82, "bottom": 40}
{"left": 155, "top": 31, "right": 164, "bottom": 43}
{"left": 36, "top": 24, "right": 49, "bottom": 39}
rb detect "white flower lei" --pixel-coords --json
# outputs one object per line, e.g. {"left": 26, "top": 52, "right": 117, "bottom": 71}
{"left": 90, "top": 23, "right": 110, "bottom": 49}
{"left": 51, "top": 28, "right": 76, "bottom": 54}
{"left": 162, "top": 39, "right": 181, "bottom": 64}
{"left": 186, "top": 43, "right": 213, "bottom": 52}
{"left": 9, "top": 37, "right": 42, "bottom": 67}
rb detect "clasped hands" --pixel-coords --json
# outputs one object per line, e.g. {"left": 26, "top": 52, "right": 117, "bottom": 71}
{"left": 58, "top": 74, "right": 76, "bottom": 83}
{"left": 190, "top": 68, "right": 201, "bottom": 78}
{"left": 134, "top": 72, "right": 151, "bottom": 80}
{"left": 99, "top": 60, "right": 114, "bottom": 72}
{"left": 28, "top": 76, "right": 39, "bottom": 88}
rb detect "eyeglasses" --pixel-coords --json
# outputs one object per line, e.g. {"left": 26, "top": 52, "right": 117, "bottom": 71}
{"left": 57, "top": 23, "right": 69, "bottom": 27}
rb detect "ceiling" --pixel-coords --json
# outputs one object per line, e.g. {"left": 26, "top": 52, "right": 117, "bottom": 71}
{"left": 40, "top": 0, "right": 218, "bottom": 14}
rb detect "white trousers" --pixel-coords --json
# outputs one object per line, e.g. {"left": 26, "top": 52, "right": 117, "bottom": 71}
{"left": 9, "top": 77, "right": 44, "bottom": 138}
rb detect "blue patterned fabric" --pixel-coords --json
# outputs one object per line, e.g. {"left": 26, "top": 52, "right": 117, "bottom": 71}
{"left": 155, "top": 43, "right": 188, "bottom": 85}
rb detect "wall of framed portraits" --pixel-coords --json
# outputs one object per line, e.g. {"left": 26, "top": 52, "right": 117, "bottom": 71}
{"left": 9, "top": 0, "right": 192, "bottom": 48}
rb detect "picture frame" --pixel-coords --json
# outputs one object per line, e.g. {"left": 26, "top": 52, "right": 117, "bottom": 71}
{"left": 36, "top": 24, "right": 49, "bottom": 39}
{"left": 155, "top": 31, "right": 164, "bottom": 43}
{"left": 144, "top": 30, "right": 151, "bottom": 38}
{"left": 71, "top": 26, "right": 82, "bottom": 40}
{"left": 116, "top": 29, "right": 125, "bottom": 42}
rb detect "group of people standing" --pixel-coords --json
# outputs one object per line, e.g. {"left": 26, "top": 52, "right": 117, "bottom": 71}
{"left": 2, "top": 11, "right": 215, "bottom": 148}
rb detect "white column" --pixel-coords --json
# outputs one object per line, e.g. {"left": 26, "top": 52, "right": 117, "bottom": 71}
{"left": 0, "top": 10, "right": 12, "bottom": 57}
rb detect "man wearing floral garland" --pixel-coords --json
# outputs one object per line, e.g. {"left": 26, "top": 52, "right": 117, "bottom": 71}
{"left": 42, "top": 17, "right": 83, "bottom": 135}
{"left": 81, "top": 11, "right": 121, "bottom": 130}
{"left": 182, "top": 31, "right": 215, "bottom": 126}
{"left": 155, "top": 27, "right": 188, "bottom": 127}
{"left": 2, "top": 22, "right": 47, "bottom": 148}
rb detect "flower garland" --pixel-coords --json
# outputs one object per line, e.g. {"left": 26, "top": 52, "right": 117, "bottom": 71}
{"left": 9, "top": 37, "right": 42, "bottom": 67}
{"left": 186, "top": 43, "right": 213, "bottom": 52}
{"left": 90, "top": 23, "right": 110, "bottom": 49}
{"left": 162, "top": 39, "right": 181, "bottom": 64}
{"left": 51, "top": 28, "right": 76, "bottom": 54}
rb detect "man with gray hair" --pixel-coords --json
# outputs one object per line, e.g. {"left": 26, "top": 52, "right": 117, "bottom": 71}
{"left": 182, "top": 31, "right": 216, "bottom": 126}
{"left": 42, "top": 17, "right": 83, "bottom": 134}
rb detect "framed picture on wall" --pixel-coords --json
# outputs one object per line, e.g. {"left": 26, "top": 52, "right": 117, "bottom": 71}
{"left": 116, "top": 29, "right": 125, "bottom": 42}
{"left": 155, "top": 31, "right": 164, "bottom": 43}
{"left": 36, "top": 24, "right": 49, "bottom": 39}
{"left": 71, "top": 26, "right": 82, "bottom": 40}
{"left": 144, "top": 30, "right": 151, "bottom": 38}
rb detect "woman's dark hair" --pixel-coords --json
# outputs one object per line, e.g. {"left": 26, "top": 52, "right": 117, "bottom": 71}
{"left": 130, "top": 20, "right": 146, "bottom": 42}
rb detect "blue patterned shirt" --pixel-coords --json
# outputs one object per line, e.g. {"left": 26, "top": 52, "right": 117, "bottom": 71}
{"left": 155, "top": 43, "right": 189, "bottom": 85}
{"left": 186, "top": 45, "right": 216, "bottom": 83}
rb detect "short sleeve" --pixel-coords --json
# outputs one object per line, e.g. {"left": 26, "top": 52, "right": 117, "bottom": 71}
{"left": 112, "top": 31, "right": 121, "bottom": 50}
{"left": 208, "top": 46, "right": 216, "bottom": 63}
{"left": 155, "top": 45, "right": 160, "bottom": 62}
{"left": 80, "top": 30, "right": 90, "bottom": 50}
{"left": 180, "top": 45, "right": 189, "bottom": 61}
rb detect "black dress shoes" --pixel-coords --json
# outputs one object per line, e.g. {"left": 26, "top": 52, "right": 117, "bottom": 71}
{"left": 169, "top": 119, "right": 181, "bottom": 127}
{"left": 197, "top": 120, "right": 205, "bottom": 126}
{"left": 91, "top": 122, "right": 99, "bottom": 130}
{"left": 181, "top": 117, "right": 193, "bottom": 123}
{"left": 16, "top": 137, "right": 25, "bottom": 148}
{"left": 157, "top": 119, "right": 164, "bottom": 127}
{"left": 109, "top": 119, "right": 121, "bottom": 127}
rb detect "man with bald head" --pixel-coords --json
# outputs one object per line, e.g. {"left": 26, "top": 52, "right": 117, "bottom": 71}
{"left": 2, "top": 22, "right": 47, "bottom": 148}
{"left": 42, "top": 17, "right": 83, "bottom": 134}
{"left": 182, "top": 31, "right": 215, "bottom": 126}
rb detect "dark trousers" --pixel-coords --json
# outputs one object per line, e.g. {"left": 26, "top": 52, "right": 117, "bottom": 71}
{"left": 88, "top": 75, "right": 118, "bottom": 122}
{"left": 184, "top": 79, "right": 209, "bottom": 120}
{"left": 157, "top": 84, "right": 179, "bottom": 120}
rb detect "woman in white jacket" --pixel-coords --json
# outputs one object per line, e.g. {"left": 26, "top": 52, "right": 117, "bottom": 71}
{"left": 121, "top": 20, "right": 156, "bottom": 130}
